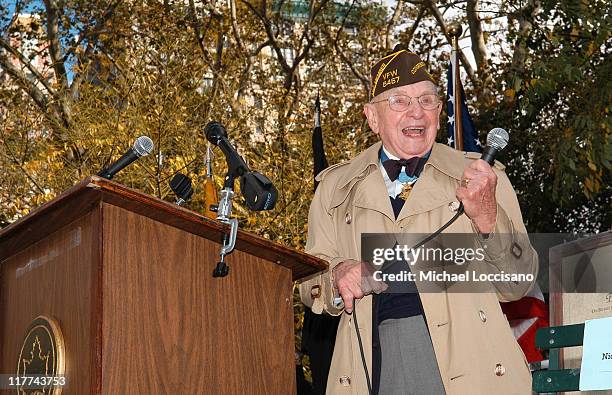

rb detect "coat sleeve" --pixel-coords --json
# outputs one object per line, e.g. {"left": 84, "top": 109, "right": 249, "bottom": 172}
{"left": 298, "top": 178, "right": 348, "bottom": 316}
{"left": 472, "top": 169, "right": 539, "bottom": 302}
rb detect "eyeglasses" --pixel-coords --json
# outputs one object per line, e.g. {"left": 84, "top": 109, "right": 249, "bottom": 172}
{"left": 371, "top": 94, "right": 441, "bottom": 111}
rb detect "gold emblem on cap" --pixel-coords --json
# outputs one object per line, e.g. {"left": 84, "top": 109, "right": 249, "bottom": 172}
{"left": 17, "top": 316, "right": 65, "bottom": 394}
{"left": 371, "top": 50, "right": 406, "bottom": 97}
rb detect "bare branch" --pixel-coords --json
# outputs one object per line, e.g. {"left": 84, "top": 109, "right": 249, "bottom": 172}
{"left": 400, "top": 5, "right": 426, "bottom": 47}
{"left": 385, "top": 0, "right": 404, "bottom": 50}
{"left": 229, "top": 0, "right": 245, "bottom": 52}
{"left": 0, "top": 37, "right": 55, "bottom": 95}
{"left": 63, "top": 0, "right": 120, "bottom": 96}
{"left": 466, "top": 0, "right": 493, "bottom": 102}
{"left": 466, "top": 0, "right": 488, "bottom": 73}
{"left": 241, "top": 0, "right": 292, "bottom": 76}
{"left": 43, "top": 0, "right": 69, "bottom": 92}
{"left": 327, "top": 1, "right": 369, "bottom": 95}
{"left": 426, "top": 0, "right": 477, "bottom": 85}
{"left": 0, "top": 50, "right": 50, "bottom": 111}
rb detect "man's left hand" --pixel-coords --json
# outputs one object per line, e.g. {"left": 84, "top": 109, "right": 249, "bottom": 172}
{"left": 456, "top": 159, "right": 497, "bottom": 234}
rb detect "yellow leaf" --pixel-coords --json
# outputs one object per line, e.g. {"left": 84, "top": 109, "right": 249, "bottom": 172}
{"left": 504, "top": 89, "right": 515, "bottom": 99}
{"left": 586, "top": 42, "right": 596, "bottom": 56}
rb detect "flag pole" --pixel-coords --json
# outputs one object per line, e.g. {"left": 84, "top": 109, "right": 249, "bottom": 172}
{"left": 449, "top": 23, "right": 463, "bottom": 151}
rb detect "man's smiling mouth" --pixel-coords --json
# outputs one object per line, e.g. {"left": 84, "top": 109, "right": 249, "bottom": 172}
{"left": 402, "top": 127, "right": 425, "bottom": 136}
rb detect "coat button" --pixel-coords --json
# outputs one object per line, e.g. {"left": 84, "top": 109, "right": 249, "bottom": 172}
{"left": 478, "top": 310, "right": 487, "bottom": 322}
{"left": 345, "top": 212, "right": 352, "bottom": 224}
{"left": 494, "top": 363, "right": 506, "bottom": 376}
{"left": 310, "top": 285, "right": 321, "bottom": 300}
{"left": 339, "top": 376, "right": 351, "bottom": 386}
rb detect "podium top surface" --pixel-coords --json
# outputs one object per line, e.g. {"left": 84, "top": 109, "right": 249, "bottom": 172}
{"left": 0, "top": 176, "right": 327, "bottom": 280}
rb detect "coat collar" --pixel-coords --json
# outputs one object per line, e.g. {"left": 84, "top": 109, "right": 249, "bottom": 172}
{"left": 337, "top": 141, "right": 465, "bottom": 189}
{"left": 335, "top": 141, "right": 467, "bottom": 221}
{"left": 336, "top": 141, "right": 382, "bottom": 189}
{"left": 424, "top": 142, "right": 465, "bottom": 181}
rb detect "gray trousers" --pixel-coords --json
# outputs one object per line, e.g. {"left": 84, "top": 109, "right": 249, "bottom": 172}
{"left": 378, "top": 316, "right": 446, "bottom": 395}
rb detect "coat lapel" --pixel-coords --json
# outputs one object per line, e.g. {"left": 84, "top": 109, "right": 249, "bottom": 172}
{"left": 352, "top": 169, "right": 395, "bottom": 221}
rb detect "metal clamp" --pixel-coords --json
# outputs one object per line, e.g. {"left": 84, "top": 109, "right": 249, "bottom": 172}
{"left": 213, "top": 186, "right": 238, "bottom": 277}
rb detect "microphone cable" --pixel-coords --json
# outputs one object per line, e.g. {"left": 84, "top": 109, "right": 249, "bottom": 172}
{"left": 351, "top": 203, "right": 464, "bottom": 395}
{"left": 352, "top": 302, "right": 372, "bottom": 394}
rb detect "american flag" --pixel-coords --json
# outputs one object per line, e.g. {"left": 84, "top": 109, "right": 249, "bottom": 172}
{"left": 446, "top": 53, "right": 482, "bottom": 152}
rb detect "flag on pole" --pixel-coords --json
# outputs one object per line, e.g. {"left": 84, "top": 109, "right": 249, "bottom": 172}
{"left": 312, "top": 93, "right": 328, "bottom": 191}
{"left": 501, "top": 285, "right": 549, "bottom": 362}
{"left": 446, "top": 54, "right": 482, "bottom": 152}
{"left": 447, "top": 50, "right": 548, "bottom": 363}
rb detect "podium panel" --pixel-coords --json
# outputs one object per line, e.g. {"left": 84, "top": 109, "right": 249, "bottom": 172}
{"left": 0, "top": 177, "right": 326, "bottom": 394}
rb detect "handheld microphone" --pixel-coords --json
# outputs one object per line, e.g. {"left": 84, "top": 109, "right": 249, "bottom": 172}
{"left": 204, "top": 122, "right": 249, "bottom": 178}
{"left": 169, "top": 173, "right": 193, "bottom": 206}
{"left": 97, "top": 136, "right": 154, "bottom": 179}
{"left": 480, "top": 128, "right": 509, "bottom": 165}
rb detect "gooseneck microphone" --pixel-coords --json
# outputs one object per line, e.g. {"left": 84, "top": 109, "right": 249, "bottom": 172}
{"left": 204, "top": 122, "right": 277, "bottom": 211}
{"left": 205, "top": 122, "right": 249, "bottom": 179}
{"left": 97, "top": 136, "right": 154, "bottom": 180}
{"left": 205, "top": 121, "right": 277, "bottom": 278}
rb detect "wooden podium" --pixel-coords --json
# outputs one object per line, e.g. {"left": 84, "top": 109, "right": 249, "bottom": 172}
{"left": 0, "top": 176, "right": 326, "bottom": 394}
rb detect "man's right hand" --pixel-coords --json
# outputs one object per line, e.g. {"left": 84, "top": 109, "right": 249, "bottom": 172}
{"left": 332, "top": 259, "right": 388, "bottom": 313}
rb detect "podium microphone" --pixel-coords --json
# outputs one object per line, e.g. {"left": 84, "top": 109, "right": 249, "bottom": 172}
{"left": 170, "top": 173, "right": 193, "bottom": 206}
{"left": 204, "top": 122, "right": 249, "bottom": 178}
{"left": 97, "top": 136, "right": 154, "bottom": 179}
{"left": 204, "top": 122, "right": 277, "bottom": 211}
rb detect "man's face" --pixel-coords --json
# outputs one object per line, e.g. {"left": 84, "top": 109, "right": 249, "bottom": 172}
{"left": 364, "top": 81, "right": 442, "bottom": 159}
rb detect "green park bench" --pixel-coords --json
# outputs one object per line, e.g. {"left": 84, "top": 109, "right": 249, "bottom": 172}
{"left": 532, "top": 323, "right": 585, "bottom": 393}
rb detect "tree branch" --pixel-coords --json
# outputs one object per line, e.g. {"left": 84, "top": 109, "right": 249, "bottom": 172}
{"left": 505, "top": 0, "right": 541, "bottom": 105}
{"left": 426, "top": 0, "right": 477, "bottom": 85}
{"left": 466, "top": 0, "right": 493, "bottom": 102}
{"left": 466, "top": 0, "right": 488, "bottom": 71}
{"left": 0, "top": 37, "right": 55, "bottom": 95}
{"left": 400, "top": 5, "right": 425, "bottom": 48}
{"left": 43, "top": 0, "right": 69, "bottom": 92}
{"left": 327, "top": 0, "right": 369, "bottom": 95}
{"left": 0, "top": 50, "right": 50, "bottom": 112}
{"left": 385, "top": 0, "right": 404, "bottom": 50}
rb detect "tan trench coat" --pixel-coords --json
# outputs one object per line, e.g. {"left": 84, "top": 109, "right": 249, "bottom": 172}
{"left": 299, "top": 142, "right": 538, "bottom": 395}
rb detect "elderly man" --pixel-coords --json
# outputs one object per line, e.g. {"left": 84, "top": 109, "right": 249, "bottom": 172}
{"left": 299, "top": 47, "right": 537, "bottom": 395}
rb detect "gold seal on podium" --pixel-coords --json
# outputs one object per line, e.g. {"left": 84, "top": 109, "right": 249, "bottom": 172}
{"left": 16, "top": 316, "right": 65, "bottom": 394}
